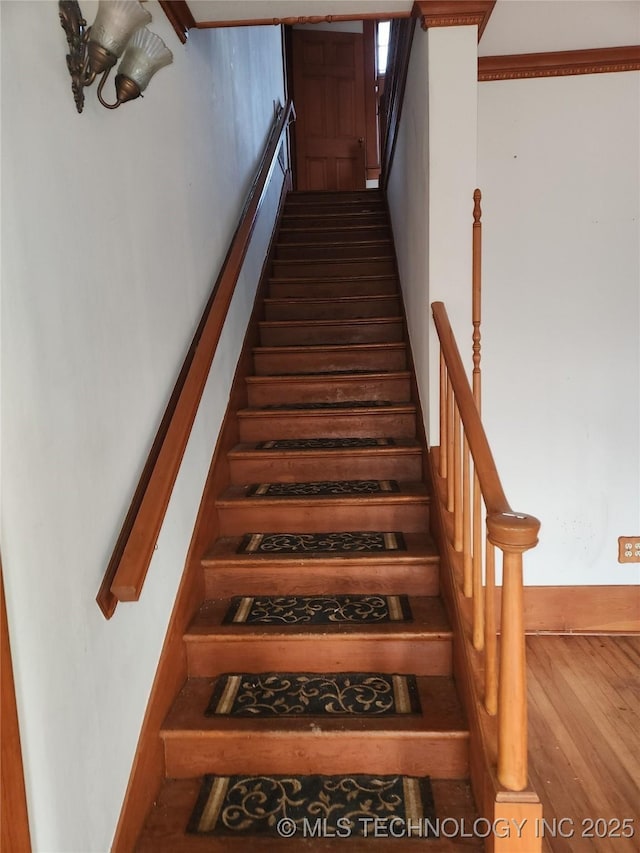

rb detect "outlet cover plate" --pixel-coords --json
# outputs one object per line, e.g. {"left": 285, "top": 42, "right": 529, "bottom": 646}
{"left": 618, "top": 536, "right": 640, "bottom": 563}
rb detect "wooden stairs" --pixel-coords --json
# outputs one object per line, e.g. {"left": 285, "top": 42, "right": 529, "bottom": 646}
{"left": 134, "top": 190, "right": 482, "bottom": 850}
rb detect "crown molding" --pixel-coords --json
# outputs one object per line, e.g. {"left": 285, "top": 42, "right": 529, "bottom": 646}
{"left": 479, "top": 45, "right": 640, "bottom": 81}
{"left": 193, "top": 11, "right": 412, "bottom": 29}
{"left": 413, "top": 1, "right": 496, "bottom": 40}
{"left": 158, "top": 0, "right": 196, "bottom": 43}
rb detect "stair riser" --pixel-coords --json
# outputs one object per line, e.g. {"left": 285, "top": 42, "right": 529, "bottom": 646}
{"left": 162, "top": 734, "right": 468, "bottom": 779}
{"left": 280, "top": 213, "right": 389, "bottom": 230}
{"left": 272, "top": 258, "right": 396, "bottom": 278}
{"left": 264, "top": 297, "right": 401, "bottom": 320}
{"left": 268, "top": 278, "right": 398, "bottom": 299}
{"left": 216, "top": 502, "right": 430, "bottom": 537}
{"left": 246, "top": 376, "right": 411, "bottom": 407}
{"left": 228, "top": 452, "right": 423, "bottom": 484}
{"left": 274, "top": 243, "right": 393, "bottom": 262}
{"left": 284, "top": 201, "right": 386, "bottom": 217}
{"left": 277, "top": 226, "right": 391, "bottom": 244}
{"left": 237, "top": 412, "right": 417, "bottom": 442}
{"left": 252, "top": 345, "right": 407, "bottom": 375}
{"left": 259, "top": 320, "right": 403, "bottom": 347}
{"left": 186, "top": 637, "right": 452, "bottom": 678}
{"left": 204, "top": 563, "right": 439, "bottom": 598}
{"left": 287, "top": 190, "right": 383, "bottom": 203}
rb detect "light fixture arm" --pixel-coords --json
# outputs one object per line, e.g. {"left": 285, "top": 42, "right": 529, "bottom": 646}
{"left": 96, "top": 66, "right": 119, "bottom": 109}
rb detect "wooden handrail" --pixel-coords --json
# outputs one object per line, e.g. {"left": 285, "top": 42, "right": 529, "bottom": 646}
{"left": 1, "top": 560, "right": 32, "bottom": 852}
{"left": 97, "top": 100, "right": 295, "bottom": 619}
{"left": 431, "top": 300, "right": 540, "bottom": 792}
{"left": 379, "top": 16, "right": 416, "bottom": 190}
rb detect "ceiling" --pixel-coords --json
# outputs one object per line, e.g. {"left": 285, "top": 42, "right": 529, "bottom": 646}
{"left": 184, "top": 1, "right": 640, "bottom": 54}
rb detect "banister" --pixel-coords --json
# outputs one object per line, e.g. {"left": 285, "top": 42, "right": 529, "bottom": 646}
{"left": 96, "top": 99, "right": 295, "bottom": 619}
{"left": 432, "top": 302, "right": 510, "bottom": 517}
{"left": 432, "top": 302, "right": 539, "bottom": 547}
{"left": 431, "top": 300, "right": 539, "bottom": 794}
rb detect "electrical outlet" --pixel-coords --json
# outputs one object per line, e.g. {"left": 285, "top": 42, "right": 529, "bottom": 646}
{"left": 618, "top": 536, "right": 640, "bottom": 563}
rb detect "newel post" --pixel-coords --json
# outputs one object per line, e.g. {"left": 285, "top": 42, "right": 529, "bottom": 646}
{"left": 486, "top": 511, "right": 540, "bottom": 791}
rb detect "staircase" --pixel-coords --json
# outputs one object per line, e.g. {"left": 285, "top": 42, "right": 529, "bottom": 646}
{"left": 135, "top": 190, "right": 481, "bottom": 850}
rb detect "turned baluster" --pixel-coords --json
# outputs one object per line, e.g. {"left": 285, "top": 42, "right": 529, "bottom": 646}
{"left": 472, "top": 473, "right": 484, "bottom": 650}
{"left": 462, "top": 438, "right": 472, "bottom": 595}
{"left": 472, "top": 189, "right": 482, "bottom": 408}
{"left": 446, "top": 376, "right": 455, "bottom": 514}
{"left": 453, "top": 404, "right": 463, "bottom": 551}
{"left": 439, "top": 353, "right": 448, "bottom": 479}
{"left": 471, "top": 189, "right": 484, "bottom": 639}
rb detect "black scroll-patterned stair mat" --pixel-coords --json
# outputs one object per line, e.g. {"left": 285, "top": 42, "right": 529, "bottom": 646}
{"left": 206, "top": 672, "right": 421, "bottom": 717}
{"left": 236, "top": 531, "right": 406, "bottom": 555}
{"left": 223, "top": 594, "right": 412, "bottom": 625}
{"left": 187, "top": 773, "right": 436, "bottom": 837}
{"left": 246, "top": 479, "right": 400, "bottom": 497}
{"left": 255, "top": 437, "right": 396, "bottom": 450}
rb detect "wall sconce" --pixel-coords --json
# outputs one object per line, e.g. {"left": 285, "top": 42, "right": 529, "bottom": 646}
{"left": 59, "top": 1, "right": 173, "bottom": 113}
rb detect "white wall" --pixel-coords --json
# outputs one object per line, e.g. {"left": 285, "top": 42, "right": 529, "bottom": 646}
{"left": 478, "top": 72, "right": 640, "bottom": 586}
{"left": 1, "top": 3, "right": 285, "bottom": 850}
{"left": 387, "top": 22, "right": 431, "bottom": 430}
{"left": 387, "top": 24, "right": 478, "bottom": 441}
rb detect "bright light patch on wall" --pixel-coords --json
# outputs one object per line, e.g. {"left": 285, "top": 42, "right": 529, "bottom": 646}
{"left": 377, "top": 21, "right": 390, "bottom": 74}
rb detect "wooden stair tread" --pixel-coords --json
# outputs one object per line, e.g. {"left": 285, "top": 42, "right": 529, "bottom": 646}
{"left": 275, "top": 239, "right": 392, "bottom": 249}
{"left": 237, "top": 401, "right": 416, "bottom": 416}
{"left": 267, "top": 278, "right": 399, "bottom": 298}
{"left": 216, "top": 481, "right": 430, "bottom": 506}
{"left": 253, "top": 342, "right": 406, "bottom": 356}
{"left": 263, "top": 294, "right": 399, "bottom": 307}
{"left": 268, "top": 273, "right": 397, "bottom": 285}
{"left": 161, "top": 676, "right": 468, "bottom": 736}
{"left": 279, "top": 215, "right": 390, "bottom": 231}
{"left": 245, "top": 370, "right": 410, "bottom": 385}
{"left": 287, "top": 189, "right": 384, "bottom": 199}
{"left": 135, "top": 778, "right": 483, "bottom": 852}
{"left": 263, "top": 294, "right": 401, "bottom": 322}
{"left": 227, "top": 439, "right": 422, "bottom": 483}
{"left": 184, "top": 595, "right": 451, "bottom": 677}
{"left": 228, "top": 437, "right": 421, "bottom": 457}
{"left": 187, "top": 596, "right": 451, "bottom": 639}
{"left": 284, "top": 202, "right": 386, "bottom": 214}
{"left": 272, "top": 258, "right": 395, "bottom": 270}
{"left": 277, "top": 226, "right": 391, "bottom": 243}
{"left": 259, "top": 316, "right": 403, "bottom": 329}
{"left": 202, "top": 533, "right": 438, "bottom": 567}
{"left": 251, "top": 343, "right": 408, "bottom": 375}
{"left": 247, "top": 367, "right": 409, "bottom": 377}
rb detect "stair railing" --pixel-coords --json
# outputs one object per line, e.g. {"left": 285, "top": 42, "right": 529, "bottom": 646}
{"left": 431, "top": 300, "right": 540, "bottom": 792}
{"left": 379, "top": 15, "right": 416, "bottom": 190}
{"left": 96, "top": 99, "right": 295, "bottom": 619}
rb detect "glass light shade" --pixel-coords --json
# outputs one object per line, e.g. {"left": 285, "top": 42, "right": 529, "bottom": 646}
{"left": 117, "top": 28, "right": 173, "bottom": 92}
{"left": 90, "top": 1, "right": 152, "bottom": 58}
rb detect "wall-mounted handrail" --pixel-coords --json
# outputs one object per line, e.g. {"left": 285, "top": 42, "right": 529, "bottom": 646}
{"left": 96, "top": 99, "right": 295, "bottom": 620}
{"left": 379, "top": 15, "right": 416, "bottom": 190}
{"left": 431, "top": 300, "right": 540, "bottom": 792}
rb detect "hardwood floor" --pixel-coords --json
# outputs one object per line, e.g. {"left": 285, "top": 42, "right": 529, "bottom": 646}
{"left": 527, "top": 635, "right": 640, "bottom": 853}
